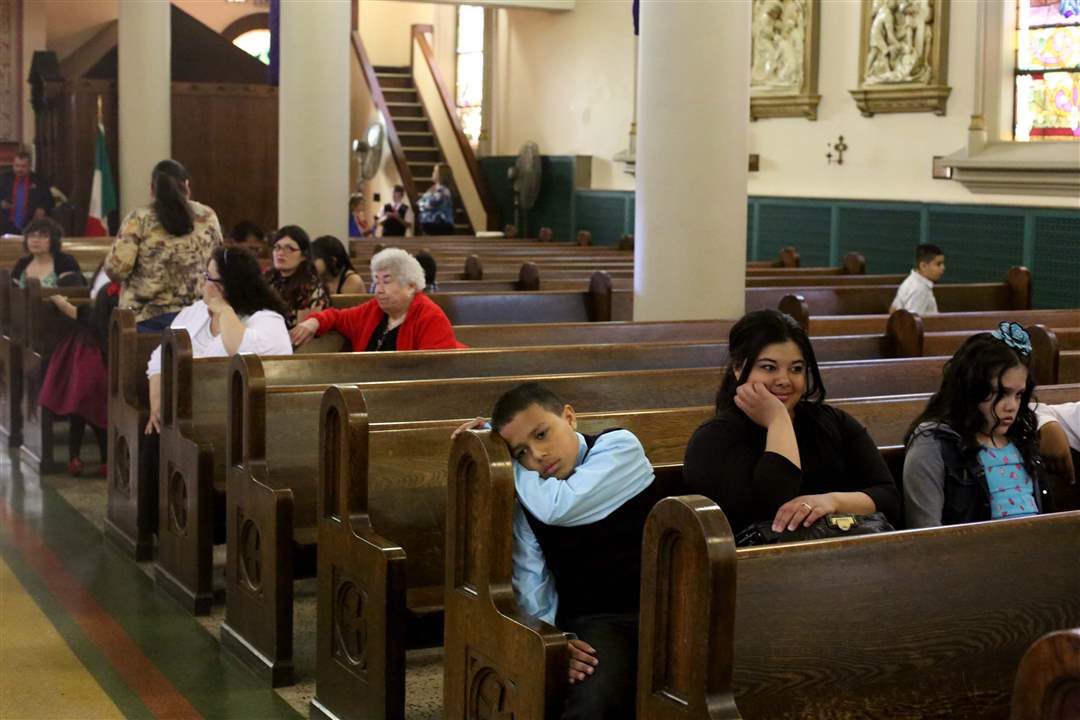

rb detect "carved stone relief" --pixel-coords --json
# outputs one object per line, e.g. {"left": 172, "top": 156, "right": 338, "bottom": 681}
{"left": 750, "top": 0, "right": 821, "bottom": 120}
{"left": 851, "top": 0, "right": 951, "bottom": 116}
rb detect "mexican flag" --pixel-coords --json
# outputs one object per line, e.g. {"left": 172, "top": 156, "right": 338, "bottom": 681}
{"left": 85, "top": 123, "right": 117, "bottom": 236}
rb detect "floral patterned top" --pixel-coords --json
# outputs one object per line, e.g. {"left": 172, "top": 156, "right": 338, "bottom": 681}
{"left": 264, "top": 263, "right": 331, "bottom": 328}
{"left": 105, "top": 200, "right": 223, "bottom": 322}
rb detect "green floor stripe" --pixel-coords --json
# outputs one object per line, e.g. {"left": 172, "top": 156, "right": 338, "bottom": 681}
{"left": 6, "top": 475, "right": 301, "bottom": 720}
{"left": 0, "top": 539, "right": 153, "bottom": 719}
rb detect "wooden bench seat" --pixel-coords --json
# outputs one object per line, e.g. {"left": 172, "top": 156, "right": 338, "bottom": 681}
{"left": 1009, "top": 627, "right": 1080, "bottom": 720}
{"left": 18, "top": 279, "right": 91, "bottom": 473}
{"left": 224, "top": 354, "right": 967, "bottom": 687}
{"left": 442, "top": 418, "right": 1080, "bottom": 716}
{"left": 104, "top": 309, "right": 164, "bottom": 560}
{"left": 631, "top": 497, "right": 1080, "bottom": 720}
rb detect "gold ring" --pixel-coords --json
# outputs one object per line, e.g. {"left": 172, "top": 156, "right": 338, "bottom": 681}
{"left": 800, "top": 502, "right": 813, "bottom": 511}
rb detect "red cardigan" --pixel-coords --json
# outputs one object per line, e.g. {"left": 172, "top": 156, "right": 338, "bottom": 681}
{"left": 309, "top": 292, "right": 464, "bottom": 351}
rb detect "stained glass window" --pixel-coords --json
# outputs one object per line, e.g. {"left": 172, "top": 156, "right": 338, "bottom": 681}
{"left": 233, "top": 29, "right": 271, "bottom": 66}
{"left": 456, "top": 5, "right": 485, "bottom": 148}
{"left": 1015, "top": 0, "right": 1080, "bottom": 141}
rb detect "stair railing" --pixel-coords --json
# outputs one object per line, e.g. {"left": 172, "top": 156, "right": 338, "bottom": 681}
{"left": 351, "top": 30, "right": 419, "bottom": 218}
{"left": 409, "top": 24, "right": 499, "bottom": 231}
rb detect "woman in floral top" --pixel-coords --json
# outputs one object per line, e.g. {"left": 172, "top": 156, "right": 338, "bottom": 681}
{"left": 264, "top": 225, "right": 331, "bottom": 328}
{"left": 104, "top": 159, "right": 222, "bottom": 332}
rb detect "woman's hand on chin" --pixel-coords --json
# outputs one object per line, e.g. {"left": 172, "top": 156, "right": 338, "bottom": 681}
{"left": 734, "top": 382, "right": 790, "bottom": 428}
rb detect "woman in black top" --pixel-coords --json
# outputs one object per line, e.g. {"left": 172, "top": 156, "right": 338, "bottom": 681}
{"left": 311, "top": 235, "right": 365, "bottom": 294}
{"left": 683, "top": 309, "right": 900, "bottom": 536}
{"left": 11, "top": 217, "right": 83, "bottom": 288}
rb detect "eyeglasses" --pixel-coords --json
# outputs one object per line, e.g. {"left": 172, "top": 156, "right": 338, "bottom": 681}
{"left": 203, "top": 273, "right": 224, "bottom": 284}
{"left": 273, "top": 243, "right": 301, "bottom": 254}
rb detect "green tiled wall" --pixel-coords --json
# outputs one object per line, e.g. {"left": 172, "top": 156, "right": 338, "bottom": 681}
{"left": 474, "top": 159, "right": 1078, "bottom": 309}
{"left": 747, "top": 197, "right": 1079, "bottom": 309}
{"left": 837, "top": 205, "right": 922, "bottom": 274}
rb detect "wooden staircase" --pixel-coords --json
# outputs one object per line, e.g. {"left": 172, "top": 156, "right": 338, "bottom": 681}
{"left": 374, "top": 65, "right": 473, "bottom": 235}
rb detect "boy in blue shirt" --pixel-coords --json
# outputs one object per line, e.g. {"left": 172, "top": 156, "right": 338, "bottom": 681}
{"left": 456, "top": 382, "right": 663, "bottom": 719}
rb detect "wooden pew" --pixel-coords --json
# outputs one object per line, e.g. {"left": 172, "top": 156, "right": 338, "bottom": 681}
{"left": 806, "top": 308, "right": 1080, "bottom": 337}
{"left": 104, "top": 309, "right": 164, "bottom": 560}
{"left": 18, "top": 278, "right": 91, "bottom": 473}
{"left": 442, "top": 379, "right": 1080, "bottom": 719}
{"left": 0, "top": 268, "right": 21, "bottom": 446}
{"left": 330, "top": 272, "right": 615, "bottom": 324}
{"left": 158, "top": 327, "right": 932, "bottom": 617}
{"left": 775, "top": 266, "right": 1032, "bottom": 327}
{"left": 1009, "top": 628, "right": 1080, "bottom": 720}
{"left": 632, "top": 497, "right": 1080, "bottom": 720}
{"left": 224, "top": 353, "right": 963, "bottom": 688}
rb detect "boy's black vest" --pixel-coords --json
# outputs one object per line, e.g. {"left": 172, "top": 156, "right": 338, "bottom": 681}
{"left": 520, "top": 429, "right": 669, "bottom": 624}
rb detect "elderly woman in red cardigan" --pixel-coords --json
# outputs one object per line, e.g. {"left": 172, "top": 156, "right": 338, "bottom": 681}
{"left": 289, "top": 246, "right": 462, "bottom": 351}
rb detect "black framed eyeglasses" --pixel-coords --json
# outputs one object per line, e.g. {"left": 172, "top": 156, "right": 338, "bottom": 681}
{"left": 203, "top": 273, "right": 224, "bottom": 284}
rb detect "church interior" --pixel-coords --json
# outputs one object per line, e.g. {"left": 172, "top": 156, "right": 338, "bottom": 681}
{"left": 0, "top": 0, "right": 1079, "bottom": 718}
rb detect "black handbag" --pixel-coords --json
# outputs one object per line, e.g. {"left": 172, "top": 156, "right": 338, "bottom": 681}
{"left": 734, "top": 512, "right": 895, "bottom": 547}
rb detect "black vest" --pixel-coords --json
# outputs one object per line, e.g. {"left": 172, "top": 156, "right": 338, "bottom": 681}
{"left": 521, "top": 430, "right": 668, "bottom": 624}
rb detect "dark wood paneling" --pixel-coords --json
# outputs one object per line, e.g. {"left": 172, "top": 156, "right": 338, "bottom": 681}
{"left": 172, "top": 83, "right": 278, "bottom": 233}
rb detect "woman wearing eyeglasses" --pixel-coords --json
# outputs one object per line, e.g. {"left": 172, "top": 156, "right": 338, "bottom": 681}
{"left": 143, "top": 247, "right": 293, "bottom": 434}
{"left": 264, "top": 225, "right": 331, "bottom": 328}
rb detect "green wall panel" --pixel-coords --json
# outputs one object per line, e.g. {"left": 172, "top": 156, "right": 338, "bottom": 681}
{"left": 927, "top": 207, "right": 1025, "bottom": 285}
{"left": 479, "top": 156, "right": 577, "bottom": 241}
{"left": 836, "top": 206, "right": 922, "bottom": 274}
{"left": 575, "top": 191, "right": 633, "bottom": 246}
{"left": 756, "top": 201, "right": 831, "bottom": 266}
{"left": 1032, "top": 213, "right": 1080, "bottom": 309}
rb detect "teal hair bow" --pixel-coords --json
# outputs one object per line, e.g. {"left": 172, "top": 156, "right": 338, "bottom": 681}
{"left": 991, "top": 321, "right": 1032, "bottom": 357}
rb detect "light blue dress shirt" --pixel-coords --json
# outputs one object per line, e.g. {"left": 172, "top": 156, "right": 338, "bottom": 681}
{"left": 510, "top": 429, "right": 655, "bottom": 624}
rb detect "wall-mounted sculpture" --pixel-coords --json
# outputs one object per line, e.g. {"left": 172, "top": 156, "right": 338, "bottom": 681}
{"left": 750, "top": 0, "right": 821, "bottom": 121}
{"left": 850, "top": 0, "right": 951, "bottom": 116}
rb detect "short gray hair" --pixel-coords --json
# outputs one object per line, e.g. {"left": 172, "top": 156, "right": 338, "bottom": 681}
{"left": 371, "top": 247, "right": 426, "bottom": 291}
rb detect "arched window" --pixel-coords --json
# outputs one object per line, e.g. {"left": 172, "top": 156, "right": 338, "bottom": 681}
{"left": 233, "top": 29, "right": 271, "bottom": 66}
{"left": 1014, "top": 0, "right": 1080, "bottom": 140}
{"left": 456, "top": 5, "right": 485, "bottom": 148}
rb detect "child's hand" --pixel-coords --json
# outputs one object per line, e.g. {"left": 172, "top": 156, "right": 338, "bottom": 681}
{"left": 734, "top": 382, "right": 790, "bottom": 428}
{"left": 1040, "top": 421, "right": 1076, "bottom": 481}
{"left": 567, "top": 638, "right": 598, "bottom": 683}
{"left": 451, "top": 417, "right": 487, "bottom": 440}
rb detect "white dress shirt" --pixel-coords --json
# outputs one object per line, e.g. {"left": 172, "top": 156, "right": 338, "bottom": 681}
{"left": 1033, "top": 401, "right": 1080, "bottom": 452}
{"left": 891, "top": 269, "right": 939, "bottom": 315}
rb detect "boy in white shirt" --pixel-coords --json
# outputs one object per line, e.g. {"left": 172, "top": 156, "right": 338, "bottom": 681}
{"left": 891, "top": 243, "right": 945, "bottom": 314}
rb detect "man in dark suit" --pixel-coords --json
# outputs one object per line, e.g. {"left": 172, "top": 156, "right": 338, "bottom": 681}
{"left": 0, "top": 150, "right": 54, "bottom": 235}
{"left": 378, "top": 184, "right": 411, "bottom": 237}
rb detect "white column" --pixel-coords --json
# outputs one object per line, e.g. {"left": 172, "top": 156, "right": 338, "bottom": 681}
{"left": 279, "top": 0, "right": 351, "bottom": 239}
{"left": 633, "top": 0, "right": 750, "bottom": 321}
{"left": 118, "top": 0, "right": 170, "bottom": 218}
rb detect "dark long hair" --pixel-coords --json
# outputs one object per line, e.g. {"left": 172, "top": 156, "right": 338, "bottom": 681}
{"left": 311, "top": 235, "right": 356, "bottom": 281}
{"left": 213, "top": 246, "right": 288, "bottom": 318}
{"left": 905, "top": 331, "right": 1039, "bottom": 471}
{"left": 270, "top": 225, "right": 318, "bottom": 306}
{"left": 151, "top": 159, "right": 194, "bottom": 237}
{"left": 714, "top": 309, "right": 826, "bottom": 414}
{"left": 22, "top": 217, "right": 64, "bottom": 257}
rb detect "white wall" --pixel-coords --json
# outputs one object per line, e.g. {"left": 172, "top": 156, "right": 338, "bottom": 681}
{"left": 491, "top": 1, "right": 636, "bottom": 190}
{"left": 745, "top": 0, "right": 1075, "bottom": 208}
{"left": 358, "top": 0, "right": 437, "bottom": 67}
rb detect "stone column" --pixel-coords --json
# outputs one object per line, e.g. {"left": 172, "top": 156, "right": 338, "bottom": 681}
{"left": 633, "top": 0, "right": 750, "bottom": 321}
{"left": 278, "top": 0, "right": 351, "bottom": 239}
{"left": 118, "top": 0, "right": 171, "bottom": 217}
